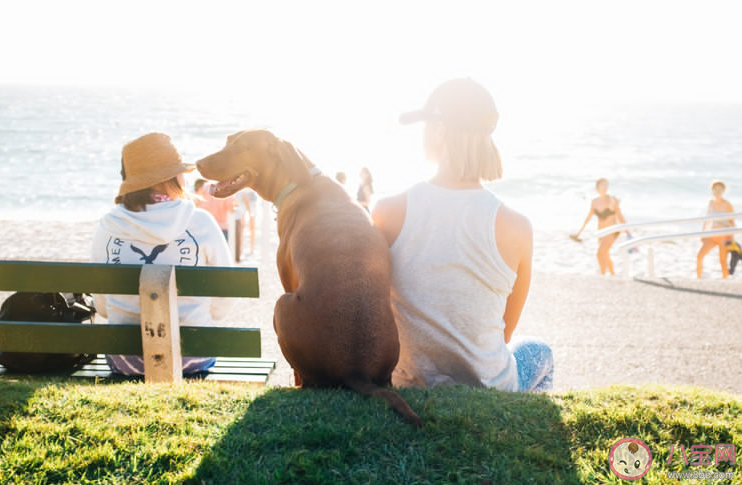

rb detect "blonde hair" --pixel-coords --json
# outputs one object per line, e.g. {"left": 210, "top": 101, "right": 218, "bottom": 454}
{"left": 596, "top": 178, "right": 609, "bottom": 189}
{"left": 438, "top": 128, "right": 503, "bottom": 182}
{"left": 711, "top": 179, "right": 726, "bottom": 191}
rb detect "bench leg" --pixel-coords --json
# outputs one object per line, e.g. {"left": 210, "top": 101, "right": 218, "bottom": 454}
{"left": 139, "top": 265, "right": 182, "bottom": 384}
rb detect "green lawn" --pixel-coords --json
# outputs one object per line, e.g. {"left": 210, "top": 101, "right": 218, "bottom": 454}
{"left": 0, "top": 380, "right": 739, "bottom": 484}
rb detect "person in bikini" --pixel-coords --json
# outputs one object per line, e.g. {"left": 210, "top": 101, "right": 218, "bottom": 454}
{"left": 571, "top": 178, "right": 627, "bottom": 275}
{"left": 697, "top": 180, "right": 735, "bottom": 279}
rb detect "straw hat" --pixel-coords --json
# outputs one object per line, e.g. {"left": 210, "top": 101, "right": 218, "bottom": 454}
{"left": 118, "top": 133, "right": 194, "bottom": 197}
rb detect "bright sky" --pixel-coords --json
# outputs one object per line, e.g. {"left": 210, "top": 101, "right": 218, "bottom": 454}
{"left": 2, "top": 0, "right": 742, "bottom": 193}
{"left": 2, "top": 0, "right": 742, "bottom": 103}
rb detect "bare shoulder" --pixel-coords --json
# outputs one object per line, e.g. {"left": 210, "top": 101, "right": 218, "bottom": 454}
{"left": 497, "top": 204, "right": 533, "bottom": 242}
{"left": 495, "top": 204, "right": 533, "bottom": 272}
{"left": 372, "top": 192, "right": 406, "bottom": 216}
{"left": 371, "top": 192, "right": 407, "bottom": 247}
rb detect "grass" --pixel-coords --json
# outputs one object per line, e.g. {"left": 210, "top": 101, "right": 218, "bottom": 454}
{"left": 0, "top": 380, "right": 739, "bottom": 484}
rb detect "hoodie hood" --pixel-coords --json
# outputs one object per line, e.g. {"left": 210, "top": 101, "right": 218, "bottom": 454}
{"left": 99, "top": 199, "right": 196, "bottom": 245}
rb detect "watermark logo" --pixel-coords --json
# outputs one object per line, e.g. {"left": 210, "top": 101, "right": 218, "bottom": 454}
{"left": 609, "top": 439, "right": 736, "bottom": 481}
{"left": 609, "top": 438, "right": 653, "bottom": 481}
{"left": 666, "top": 443, "right": 736, "bottom": 466}
{"left": 665, "top": 443, "right": 736, "bottom": 481}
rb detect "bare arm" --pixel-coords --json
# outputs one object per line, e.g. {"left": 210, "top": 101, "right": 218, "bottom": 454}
{"left": 573, "top": 204, "right": 594, "bottom": 237}
{"left": 614, "top": 197, "right": 627, "bottom": 225}
{"left": 727, "top": 200, "right": 736, "bottom": 227}
{"left": 371, "top": 192, "right": 406, "bottom": 247}
{"left": 497, "top": 208, "right": 533, "bottom": 343}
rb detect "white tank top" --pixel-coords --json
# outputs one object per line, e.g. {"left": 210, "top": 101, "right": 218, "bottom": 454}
{"left": 390, "top": 182, "right": 518, "bottom": 390}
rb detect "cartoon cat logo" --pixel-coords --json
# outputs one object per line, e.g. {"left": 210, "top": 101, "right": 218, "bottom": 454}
{"left": 609, "top": 438, "right": 652, "bottom": 480}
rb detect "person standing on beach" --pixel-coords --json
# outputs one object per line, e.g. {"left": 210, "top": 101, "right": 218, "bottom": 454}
{"left": 90, "top": 133, "right": 233, "bottom": 376}
{"left": 697, "top": 180, "right": 735, "bottom": 279}
{"left": 372, "top": 78, "right": 553, "bottom": 392}
{"left": 357, "top": 167, "right": 374, "bottom": 211}
{"left": 571, "top": 178, "right": 627, "bottom": 276}
{"left": 335, "top": 171, "right": 354, "bottom": 197}
{"left": 232, "top": 188, "right": 256, "bottom": 262}
{"left": 194, "top": 178, "right": 234, "bottom": 241}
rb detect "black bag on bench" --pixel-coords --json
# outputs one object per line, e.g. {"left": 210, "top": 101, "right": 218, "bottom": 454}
{"left": 0, "top": 292, "right": 97, "bottom": 373}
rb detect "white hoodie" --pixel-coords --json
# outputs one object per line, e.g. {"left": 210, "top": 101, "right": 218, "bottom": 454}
{"left": 90, "top": 199, "right": 234, "bottom": 327}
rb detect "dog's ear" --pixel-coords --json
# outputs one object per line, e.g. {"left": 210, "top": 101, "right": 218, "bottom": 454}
{"left": 275, "top": 139, "right": 312, "bottom": 184}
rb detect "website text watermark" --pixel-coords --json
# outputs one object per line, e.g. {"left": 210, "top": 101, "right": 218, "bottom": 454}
{"left": 666, "top": 470, "right": 735, "bottom": 480}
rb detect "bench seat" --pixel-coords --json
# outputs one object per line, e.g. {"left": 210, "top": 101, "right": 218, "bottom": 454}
{"left": 0, "top": 260, "right": 273, "bottom": 384}
{"left": 0, "top": 357, "right": 275, "bottom": 384}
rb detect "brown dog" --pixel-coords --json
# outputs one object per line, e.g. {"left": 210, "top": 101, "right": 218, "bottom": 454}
{"left": 197, "top": 130, "right": 422, "bottom": 427}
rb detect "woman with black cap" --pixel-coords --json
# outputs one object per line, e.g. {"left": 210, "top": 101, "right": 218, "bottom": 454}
{"left": 373, "top": 78, "right": 553, "bottom": 392}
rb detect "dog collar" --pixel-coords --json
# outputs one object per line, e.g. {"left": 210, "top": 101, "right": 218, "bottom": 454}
{"left": 273, "top": 167, "right": 322, "bottom": 210}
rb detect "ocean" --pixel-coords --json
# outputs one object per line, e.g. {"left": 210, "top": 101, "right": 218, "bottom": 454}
{"left": 1, "top": 84, "right": 740, "bottom": 278}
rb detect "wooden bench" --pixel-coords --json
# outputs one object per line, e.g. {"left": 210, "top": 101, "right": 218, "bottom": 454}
{"left": 0, "top": 260, "right": 274, "bottom": 385}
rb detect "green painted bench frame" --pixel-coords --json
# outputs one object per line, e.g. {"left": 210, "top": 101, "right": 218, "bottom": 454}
{"left": 0, "top": 261, "right": 274, "bottom": 384}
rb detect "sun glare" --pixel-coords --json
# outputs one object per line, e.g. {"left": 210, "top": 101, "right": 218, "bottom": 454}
{"left": 2, "top": 0, "right": 742, "bottom": 194}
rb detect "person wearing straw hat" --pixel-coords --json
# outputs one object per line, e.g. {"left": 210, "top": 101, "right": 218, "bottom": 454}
{"left": 90, "top": 132, "right": 233, "bottom": 376}
{"left": 372, "top": 78, "right": 553, "bottom": 392}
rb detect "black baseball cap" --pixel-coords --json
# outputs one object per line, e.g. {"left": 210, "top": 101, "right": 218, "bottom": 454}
{"left": 399, "top": 78, "right": 499, "bottom": 134}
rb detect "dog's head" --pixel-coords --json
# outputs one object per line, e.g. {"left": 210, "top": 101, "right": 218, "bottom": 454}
{"left": 196, "top": 129, "right": 314, "bottom": 202}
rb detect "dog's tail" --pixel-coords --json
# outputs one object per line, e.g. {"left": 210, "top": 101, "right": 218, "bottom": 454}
{"left": 343, "top": 374, "right": 423, "bottom": 428}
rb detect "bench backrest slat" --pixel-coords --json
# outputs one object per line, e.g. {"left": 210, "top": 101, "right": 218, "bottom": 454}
{"left": 0, "top": 261, "right": 259, "bottom": 297}
{"left": 0, "top": 322, "right": 261, "bottom": 357}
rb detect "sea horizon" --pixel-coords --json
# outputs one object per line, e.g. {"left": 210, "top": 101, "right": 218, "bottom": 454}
{"left": 1, "top": 83, "right": 740, "bottom": 279}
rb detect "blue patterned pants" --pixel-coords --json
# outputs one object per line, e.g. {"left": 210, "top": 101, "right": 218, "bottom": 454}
{"left": 508, "top": 336, "right": 554, "bottom": 392}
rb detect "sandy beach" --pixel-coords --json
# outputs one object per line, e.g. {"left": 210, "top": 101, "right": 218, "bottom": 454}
{"left": 1, "top": 219, "right": 740, "bottom": 395}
